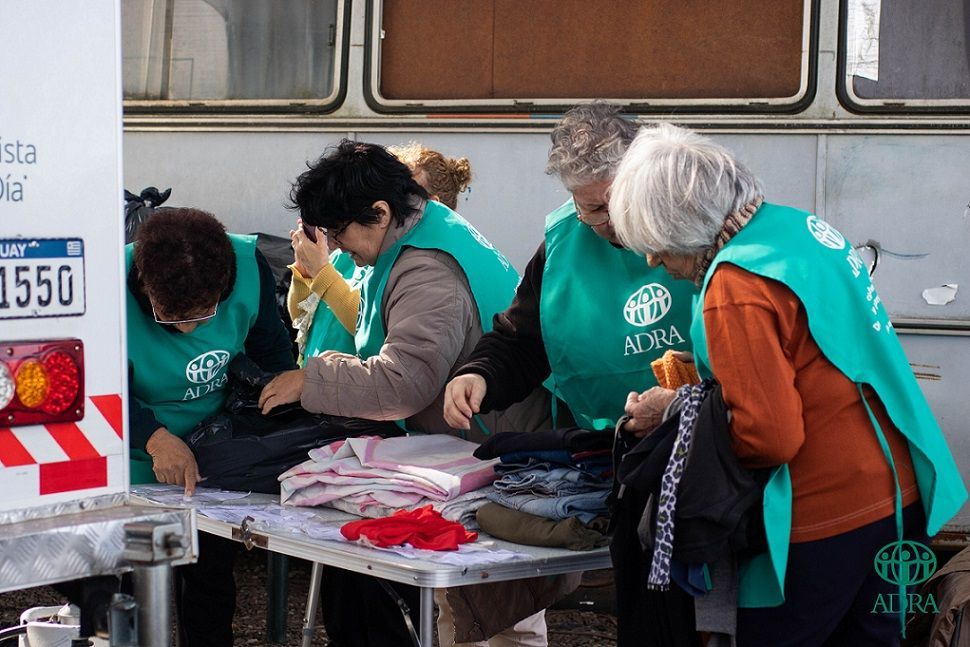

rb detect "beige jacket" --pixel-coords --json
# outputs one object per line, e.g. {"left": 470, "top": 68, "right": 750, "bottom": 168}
{"left": 300, "top": 210, "right": 550, "bottom": 441}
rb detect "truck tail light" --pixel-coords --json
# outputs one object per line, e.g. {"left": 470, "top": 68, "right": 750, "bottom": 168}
{"left": 0, "top": 339, "right": 84, "bottom": 427}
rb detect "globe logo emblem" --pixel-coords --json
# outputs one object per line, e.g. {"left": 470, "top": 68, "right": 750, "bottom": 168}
{"left": 185, "top": 350, "right": 230, "bottom": 384}
{"left": 468, "top": 225, "right": 493, "bottom": 250}
{"left": 873, "top": 540, "right": 936, "bottom": 586}
{"left": 624, "top": 283, "right": 672, "bottom": 327}
{"left": 806, "top": 215, "right": 846, "bottom": 250}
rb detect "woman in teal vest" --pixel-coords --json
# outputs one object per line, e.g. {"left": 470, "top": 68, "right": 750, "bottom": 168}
{"left": 127, "top": 208, "right": 295, "bottom": 647}
{"left": 285, "top": 143, "right": 475, "bottom": 365}
{"left": 443, "top": 102, "right": 699, "bottom": 647}
{"left": 610, "top": 123, "right": 967, "bottom": 645}
{"left": 258, "top": 140, "right": 551, "bottom": 647}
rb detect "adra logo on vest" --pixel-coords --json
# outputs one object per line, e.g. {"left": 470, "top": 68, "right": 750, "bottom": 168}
{"left": 806, "top": 215, "right": 846, "bottom": 250}
{"left": 623, "top": 284, "right": 672, "bottom": 327}
{"left": 183, "top": 349, "right": 230, "bottom": 401}
{"left": 622, "top": 284, "right": 685, "bottom": 357}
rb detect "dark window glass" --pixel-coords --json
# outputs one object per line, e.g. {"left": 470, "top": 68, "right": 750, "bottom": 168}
{"left": 122, "top": 0, "right": 338, "bottom": 102}
{"left": 847, "top": 0, "right": 970, "bottom": 102}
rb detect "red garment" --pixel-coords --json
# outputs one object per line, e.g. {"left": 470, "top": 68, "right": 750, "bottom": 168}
{"left": 340, "top": 505, "right": 477, "bottom": 551}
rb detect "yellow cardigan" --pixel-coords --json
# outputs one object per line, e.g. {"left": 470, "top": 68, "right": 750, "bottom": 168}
{"left": 286, "top": 263, "right": 359, "bottom": 333}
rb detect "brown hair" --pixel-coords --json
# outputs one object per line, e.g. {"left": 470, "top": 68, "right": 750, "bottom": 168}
{"left": 388, "top": 142, "right": 472, "bottom": 210}
{"left": 134, "top": 208, "right": 236, "bottom": 317}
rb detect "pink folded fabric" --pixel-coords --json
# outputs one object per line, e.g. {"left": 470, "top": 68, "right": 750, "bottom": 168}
{"left": 280, "top": 435, "right": 498, "bottom": 516}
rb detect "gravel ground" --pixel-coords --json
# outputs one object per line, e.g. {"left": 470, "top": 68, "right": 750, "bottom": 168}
{"left": 0, "top": 550, "right": 617, "bottom": 646}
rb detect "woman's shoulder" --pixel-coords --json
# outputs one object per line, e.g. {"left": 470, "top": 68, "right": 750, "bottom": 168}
{"left": 706, "top": 263, "right": 799, "bottom": 313}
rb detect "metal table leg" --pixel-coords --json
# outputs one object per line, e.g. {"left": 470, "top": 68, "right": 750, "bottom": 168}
{"left": 301, "top": 562, "right": 324, "bottom": 647}
{"left": 266, "top": 553, "right": 289, "bottom": 643}
{"left": 132, "top": 563, "right": 172, "bottom": 647}
{"left": 419, "top": 586, "right": 434, "bottom": 647}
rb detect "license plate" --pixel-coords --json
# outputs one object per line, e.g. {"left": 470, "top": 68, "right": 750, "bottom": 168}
{"left": 0, "top": 238, "right": 85, "bottom": 319}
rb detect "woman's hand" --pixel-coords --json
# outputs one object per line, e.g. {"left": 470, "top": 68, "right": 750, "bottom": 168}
{"left": 291, "top": 219, "right": 332, "bottom": 280}
{"left": 146, "top": 427, "right": 202, "bottom": 496}
{"left": 622, "top": 387, "right": 677, "bottom": 437}
{"left": 258, "top": 369, "right": 306, "bottom": 415}
{"left": 443, "top": 374, "right": 487, "bottom": 430}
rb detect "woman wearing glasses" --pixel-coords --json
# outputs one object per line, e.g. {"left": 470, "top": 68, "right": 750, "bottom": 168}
{"left": 444, "top": 102, "right": 696, "bottom": 441}
{"left": 284, "top": 142, "right": 474, "bottom": 364}
{"left": 125, "top": 208, "right": 295, "bottom": 647}
{"left": 126, "top": 208, "right": 295, "bottom": 491}
{"left": 443, "top": 102, "right": 699, "bottom": 646}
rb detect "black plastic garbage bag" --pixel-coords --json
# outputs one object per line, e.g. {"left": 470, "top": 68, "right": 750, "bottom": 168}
{"left": 188, "top": 355, "right": 401, "bottom": 494}
{"left": 124, "top": 187, "right": 172, "bottom": 244}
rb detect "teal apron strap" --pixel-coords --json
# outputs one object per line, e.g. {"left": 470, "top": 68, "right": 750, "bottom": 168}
{"left": 472, "top": 414, "right": 491, "bottom": 437}
{"left": 858, "top": 384, "right": 906, "bottom": 636}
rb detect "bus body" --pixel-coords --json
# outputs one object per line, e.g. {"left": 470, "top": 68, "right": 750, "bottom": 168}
{"left": 120, "top": 0, "right": 970, "bottom": 540}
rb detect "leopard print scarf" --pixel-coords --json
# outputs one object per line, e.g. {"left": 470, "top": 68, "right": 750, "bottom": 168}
{"left": 647, "top": 379, "right": 715, "bottom": 590}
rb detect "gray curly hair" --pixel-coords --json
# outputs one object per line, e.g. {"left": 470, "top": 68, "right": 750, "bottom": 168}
{"left": 546, "top": 102, "right": 638, "bottom": 191}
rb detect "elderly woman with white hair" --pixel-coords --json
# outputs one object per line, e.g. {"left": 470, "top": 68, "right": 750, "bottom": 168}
{"left": 609, "top": 123, "right": 966, "bottom": 645}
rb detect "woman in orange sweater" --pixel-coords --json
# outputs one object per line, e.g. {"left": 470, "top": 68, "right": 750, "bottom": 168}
{"left": 608, "top": 123, "right": 966, "bottom": 646}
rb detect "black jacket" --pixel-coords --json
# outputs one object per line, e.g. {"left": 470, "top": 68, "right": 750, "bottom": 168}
{"left": 608, "top": 385, "right": 767, "bottom": 646}
{"left": 614, "top": 384, "right": 766, "bottom": 564}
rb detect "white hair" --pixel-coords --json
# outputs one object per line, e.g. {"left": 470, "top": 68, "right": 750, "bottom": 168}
{"left": 609, "top": 123, "right": 763, "bottom": 255}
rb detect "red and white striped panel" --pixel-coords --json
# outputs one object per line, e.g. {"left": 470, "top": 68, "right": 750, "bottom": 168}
{"left": 0, "top": 394, "right": 123, "bottom": 498}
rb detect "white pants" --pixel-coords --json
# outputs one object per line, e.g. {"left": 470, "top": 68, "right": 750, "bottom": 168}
{"left": 434, "top": 588, "right": 548, "bottom": 647}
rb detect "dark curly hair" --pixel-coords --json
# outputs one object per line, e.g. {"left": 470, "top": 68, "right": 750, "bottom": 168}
{"left": 133, "top": 208, "right": 235, "bottom": 317}
{"left": 290, "top": 139, "right": 428, "bottom": 230}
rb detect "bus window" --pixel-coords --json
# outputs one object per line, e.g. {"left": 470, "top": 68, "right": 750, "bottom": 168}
{"left": 122, "top": 0, "right": 344, "bottom": 110}
{"left": 842, "top": 0, "right": 970, "bottom": 110}
{"left": 369, "top": 0, "right": 813, "bottom": 112}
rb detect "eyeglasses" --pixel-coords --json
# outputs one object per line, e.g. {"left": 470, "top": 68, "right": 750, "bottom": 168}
{"left": 575, "top": 204, "right": 611, "bottom": 228}
{"left": 320, "top": 220, "right": 353, "bottom": 241}
{"left": 150, "top": 298, "right": 219, "bottom": 325}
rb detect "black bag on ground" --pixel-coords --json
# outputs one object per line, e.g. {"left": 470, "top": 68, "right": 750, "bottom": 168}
{"left": 188, "top": 355, "right": 402, "bottom": 493}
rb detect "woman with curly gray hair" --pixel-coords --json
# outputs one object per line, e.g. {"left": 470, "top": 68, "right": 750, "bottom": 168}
{"left": 445, "top": 104, "right": 699, "bottom": 646}
{"left": 610, "top": 123, "right": 966, "bottom": 645}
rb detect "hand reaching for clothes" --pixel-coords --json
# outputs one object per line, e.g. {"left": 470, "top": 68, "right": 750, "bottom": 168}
{"left": 443, "top": 374, "right": 487, "bottom": 430}
{"left": 258, "top": 369, "right": 306, "bottom": 415}
{"left": 146, "top": 427, "right": 201, "bottom": 496}
{"left": 622, "top": 387, "right": 677, "bottom": 437}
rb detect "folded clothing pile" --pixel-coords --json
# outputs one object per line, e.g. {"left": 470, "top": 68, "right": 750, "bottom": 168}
{"left": 341, "top": 505, "right": 477, "bottom": 551}
{"left": 473, "top": 428, "right": 613, "bottom": 550}
{"left": 279, "top": 434, "right": 498, "bottom": 527}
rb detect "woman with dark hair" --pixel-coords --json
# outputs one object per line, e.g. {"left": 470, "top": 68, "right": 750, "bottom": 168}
{"left": 259, "top": 139, "right": 546, "bottom": 436}
{"left": 259, "top": 140, "right": 550, "bottom": 647}
{"left": 126, "top": 207, "right": 295, "bottom": 647}
{"left": 285, "top": 142, "right": 476, "bottom": 364}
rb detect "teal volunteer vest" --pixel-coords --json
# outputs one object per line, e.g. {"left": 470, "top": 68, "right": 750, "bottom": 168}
{"left": 126, "top": 234, "right": 261, "bottom": 484}
{"left": 354, "top": 201, "right": 520, "bottom": 403}
{"left": 690, "top": 203, "right": 967, "bottom": 607}
{"left": 540, "top": 201, "right": 697, "bottom": 430}
{"left": 302, "top": 251, "right": 371, "bottom": 361}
